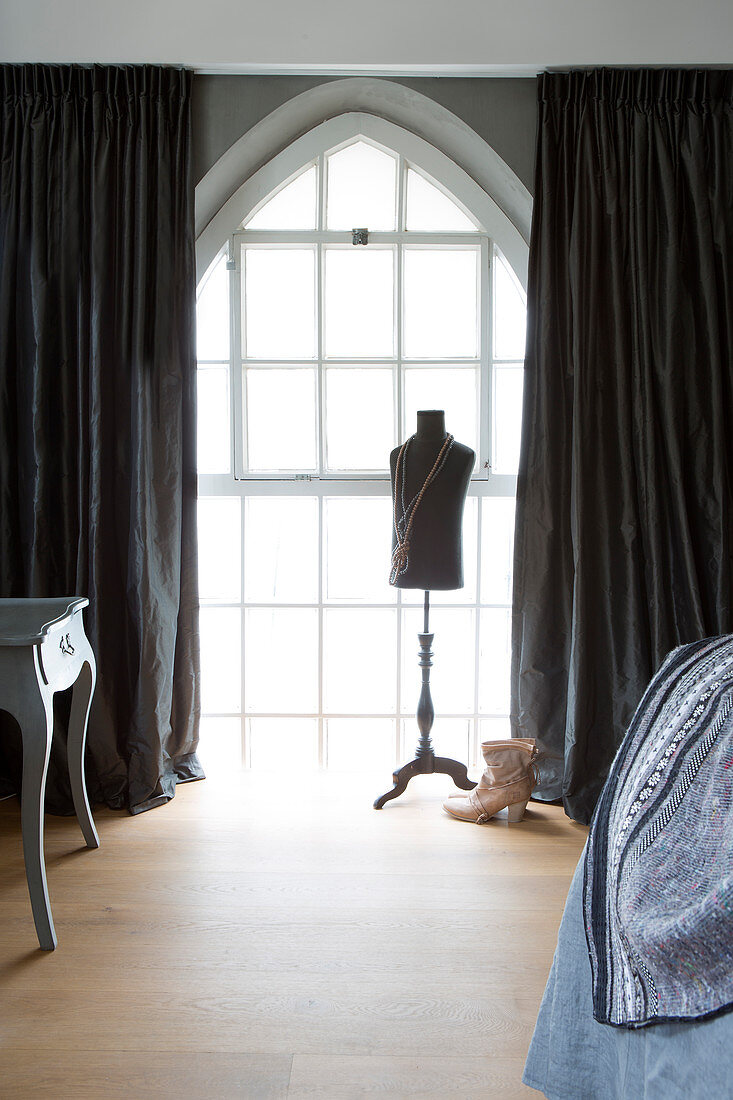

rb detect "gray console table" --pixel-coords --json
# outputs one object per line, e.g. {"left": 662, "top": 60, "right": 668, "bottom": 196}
{"left": 0, "top": 597, "right": 99, "bottom": 950}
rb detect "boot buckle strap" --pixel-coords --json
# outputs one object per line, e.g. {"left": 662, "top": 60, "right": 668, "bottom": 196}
{"left": 469, "top": 788, "right": 493, "bottom": 825}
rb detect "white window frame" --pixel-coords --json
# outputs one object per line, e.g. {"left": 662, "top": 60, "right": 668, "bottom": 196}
{"left": 197, "top": 112, "right": 528, "bottom": 771}
{"left": 231, "top": 233, "right": 489, "bottom": 483}
{"left": 199, "top": 115, "right": 526, "bottom": 493}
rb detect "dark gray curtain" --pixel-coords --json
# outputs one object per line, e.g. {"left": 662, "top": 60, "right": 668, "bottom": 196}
{"left": 512, "top": 69, "right": 733, "bottom": 824}
{"left": 0, "top": 64, "right": 202, "bottom": 814}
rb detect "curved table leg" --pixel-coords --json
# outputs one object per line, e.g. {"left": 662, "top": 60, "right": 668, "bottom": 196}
{"left": 18, "top": 677, "right": 57, "bottom": 951}
{"left": 67, "top": 650, "right": 99, "bottom": 849}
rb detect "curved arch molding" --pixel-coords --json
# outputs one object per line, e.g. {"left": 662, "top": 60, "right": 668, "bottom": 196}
{"left": 195, "top": 77, "right": 532, "bottom": 270}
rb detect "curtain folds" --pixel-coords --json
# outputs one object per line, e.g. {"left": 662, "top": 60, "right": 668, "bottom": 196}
{"left": 0, "top": 64, "right": 202, "bottom": 814}
{"left": 512, "top": 68, "right": 733, "bottom": 824}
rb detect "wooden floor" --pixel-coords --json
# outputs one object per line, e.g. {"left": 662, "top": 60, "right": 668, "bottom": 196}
{"left": 0, "top": 770, "right": 587, "bottom": 1099}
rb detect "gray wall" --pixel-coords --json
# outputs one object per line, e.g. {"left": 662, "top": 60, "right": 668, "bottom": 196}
{"left": 192, "top": 75, "right": 537, "bottom": 195}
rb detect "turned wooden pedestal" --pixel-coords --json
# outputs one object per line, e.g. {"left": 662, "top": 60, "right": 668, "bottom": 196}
{"left": 374, "top": 591, "right": 475, "bottom": 809}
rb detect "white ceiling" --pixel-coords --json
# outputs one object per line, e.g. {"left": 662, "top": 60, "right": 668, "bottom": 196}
{"left": 2, "top": 0, "right": 732, "bottom": 70}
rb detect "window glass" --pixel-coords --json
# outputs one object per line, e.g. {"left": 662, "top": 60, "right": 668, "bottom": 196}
{"left": 249, "top": 718, "right": 318, "bottom": 770}
{"left": 323, "top": 608, "right": 397, "bottom": 712}
{"left": 198, "top": 497, "right": 241, "bottom": 603}
{"left": 480, "top": 497, "right": 516, "bottom": 603}
{"left": 326, "top": 141, "right": 397, "bottom": 231}
{"left": 323, "top": 497, "right": 395, "bottom": 604}
{"left": 197, "top": 717, "right": 242, "bottom": 772}
{"left": 403, "top": 249, "right": 478, "bottom": 358}
{"left": 492, "top": 366, "right": 524, "bottom": 474}
{"left": 479, "top": 716, "right": 512, "bottom": 743}
{"left": 244, "top": 497, "right": 318, "bottom": 603}
{"left": 478, "top": 607, "right": 512, "bottom": 713}
{"left": 245, "top": 166, "right": 317, "bottom": 230}
{"left": 245, "top": 608, "right": 319, "bottom": 713}
{"left": 196, "top": 367, "right": 230, "bottom": 474}
{"left": 245, "top": 368, "right": 317, "bottom": 471}
{"left": 326, "top": 718, "right": 395, "bottom": 771}
{"left": 324, "top": 368, "right": 394, "bottom": 471}
{"left": 197, "top": 133, "right": 528, "bottom": 775}
{"left": 494, "top": 250, "right": 527, "bottom": 361}
{"left": 406, "top": 169, "right": 476, "bottom": 231}
{"left": 243, "top": 248, "right": 316, "bottom": 359}
{"left": 324, "top": 249, "right": 395, "bottom": 358}
{"left": 196, "top": 252, "right": 230, "bottom": 361}
{"left": 199, "top": 607, "right": 241, "bottom": 713}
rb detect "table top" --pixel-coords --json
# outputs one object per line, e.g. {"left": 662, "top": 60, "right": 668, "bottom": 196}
{"left": 0, "top": 598, "right": 89, "bottom": 645}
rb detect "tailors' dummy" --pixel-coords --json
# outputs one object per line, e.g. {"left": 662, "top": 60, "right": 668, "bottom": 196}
{"left": 389, "top": 410, "right": 475, "bottom": 591}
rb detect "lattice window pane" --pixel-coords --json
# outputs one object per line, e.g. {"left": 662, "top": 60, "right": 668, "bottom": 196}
{"left": 197, "top": 367, "right": 230, "bottom": 474}
{"left": 196, "top": 252, "right": 230, "bottom": 361}
{"left": 199, "top": 607, "right": 242, "bottom": 714}
{"left": 492, "top": 366, "right": 524, "bottom": 475}
{"left": 198, "top": 497, "right": 241, "bottom": 603}
{"left": 324, "top": 367, "right": 394, "bottom": 471}
{"left": 326, "top": 141, "right": 397, "bottom": 231}
{"left": 324, "top": 249, "right": 395, "bottom": 358}
{"left": 248, "top": 717, "right": 318, "bottom": 770}
{"left": 244, "top": 497, "right": 318, "bottom": 604}
{"left": 323, "top": 496, "right": 395, "bottom": 604}
{"left": 246, "top": 368, "right": 317, "bottom": 471}
{"left": 326, "top": 718, "right": 395, "bottom": 771}
{"left": 245, "top": 167, "right": 317, "bottom": 231}
{"left": 479, "top": 716, "right": 512, "bottom": 743}
{"left": 405, "top": 169, "right": 476, "bottom": 231}
{"left": 323, "top": 608, "right": 397, "bottom": 713}
{"left": 243, "top": 248, "right": 316, "bottom": 359}
{"left": 245, "top": 608, "right": 319, "bottom": 713}
{"left": 403, "top": 249, "right": 478, "bottom": 358}
{"left": 493, "top": 250, "right": 527, "bottom": 361}
{"left": 478, "top": 607, "right": 512, "bottom": 713}
{"left": 197, "top": 717, "right": 242, "bottom": 772}
{"left": 480, "top": 497, "right": 515, "bottom": 604}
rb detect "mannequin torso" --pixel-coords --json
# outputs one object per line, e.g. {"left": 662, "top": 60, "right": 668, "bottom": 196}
{"left": 390, "top": 411, "right": 475, "bottom": 590}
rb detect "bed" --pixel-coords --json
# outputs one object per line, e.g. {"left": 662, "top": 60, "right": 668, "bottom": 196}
{"left": 523, "top": 855, "right": 733, "bottom": 1099}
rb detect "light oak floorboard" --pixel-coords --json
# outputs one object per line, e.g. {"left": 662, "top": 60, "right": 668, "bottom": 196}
{"left": 0, "top": 1051, "right": 293, "bottom": 1100}
{"left": 0, "top": 771, "right": 587, "bottom": 1096}
{"left": 288, "top": 1054, "right": 535, "bottom": 1099}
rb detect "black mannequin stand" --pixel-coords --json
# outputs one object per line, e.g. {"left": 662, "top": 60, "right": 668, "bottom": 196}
{"left": 374, "top": 591, "right": 475, "bottom": 809}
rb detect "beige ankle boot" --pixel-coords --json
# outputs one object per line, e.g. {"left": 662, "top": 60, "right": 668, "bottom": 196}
{"left": 443, "top": 739, "right": 538, "bottom": 824}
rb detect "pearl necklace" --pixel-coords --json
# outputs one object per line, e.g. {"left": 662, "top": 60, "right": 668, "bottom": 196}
{"left": 389, "top": 433, "right": 455, "bottom": 585}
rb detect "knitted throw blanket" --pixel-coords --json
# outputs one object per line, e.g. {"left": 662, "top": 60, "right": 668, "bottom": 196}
{"left": 584, "top": 634, "right": 733, "bottom": 1028}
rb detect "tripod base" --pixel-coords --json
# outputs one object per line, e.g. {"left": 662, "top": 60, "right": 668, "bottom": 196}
{"left": 373, "top": 752, "right": 475, "bottom": 809}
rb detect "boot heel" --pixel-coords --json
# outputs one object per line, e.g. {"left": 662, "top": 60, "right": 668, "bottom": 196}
{"left": 506, "top": 799, "right": 529, "bottom": 822}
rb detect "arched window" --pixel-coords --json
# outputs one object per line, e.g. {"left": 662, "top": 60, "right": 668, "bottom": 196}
{"left": 195, "top": 113, "right": 527, "bottom": 775}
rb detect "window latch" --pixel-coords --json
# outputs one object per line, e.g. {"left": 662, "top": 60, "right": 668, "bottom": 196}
{"left": 352, "top": 228, "right": 369, "bottom": 246}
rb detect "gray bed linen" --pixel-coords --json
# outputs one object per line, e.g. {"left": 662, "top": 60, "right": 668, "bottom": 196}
{"left": 523, "top": 854, "right": 733, "bottom": 1099}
